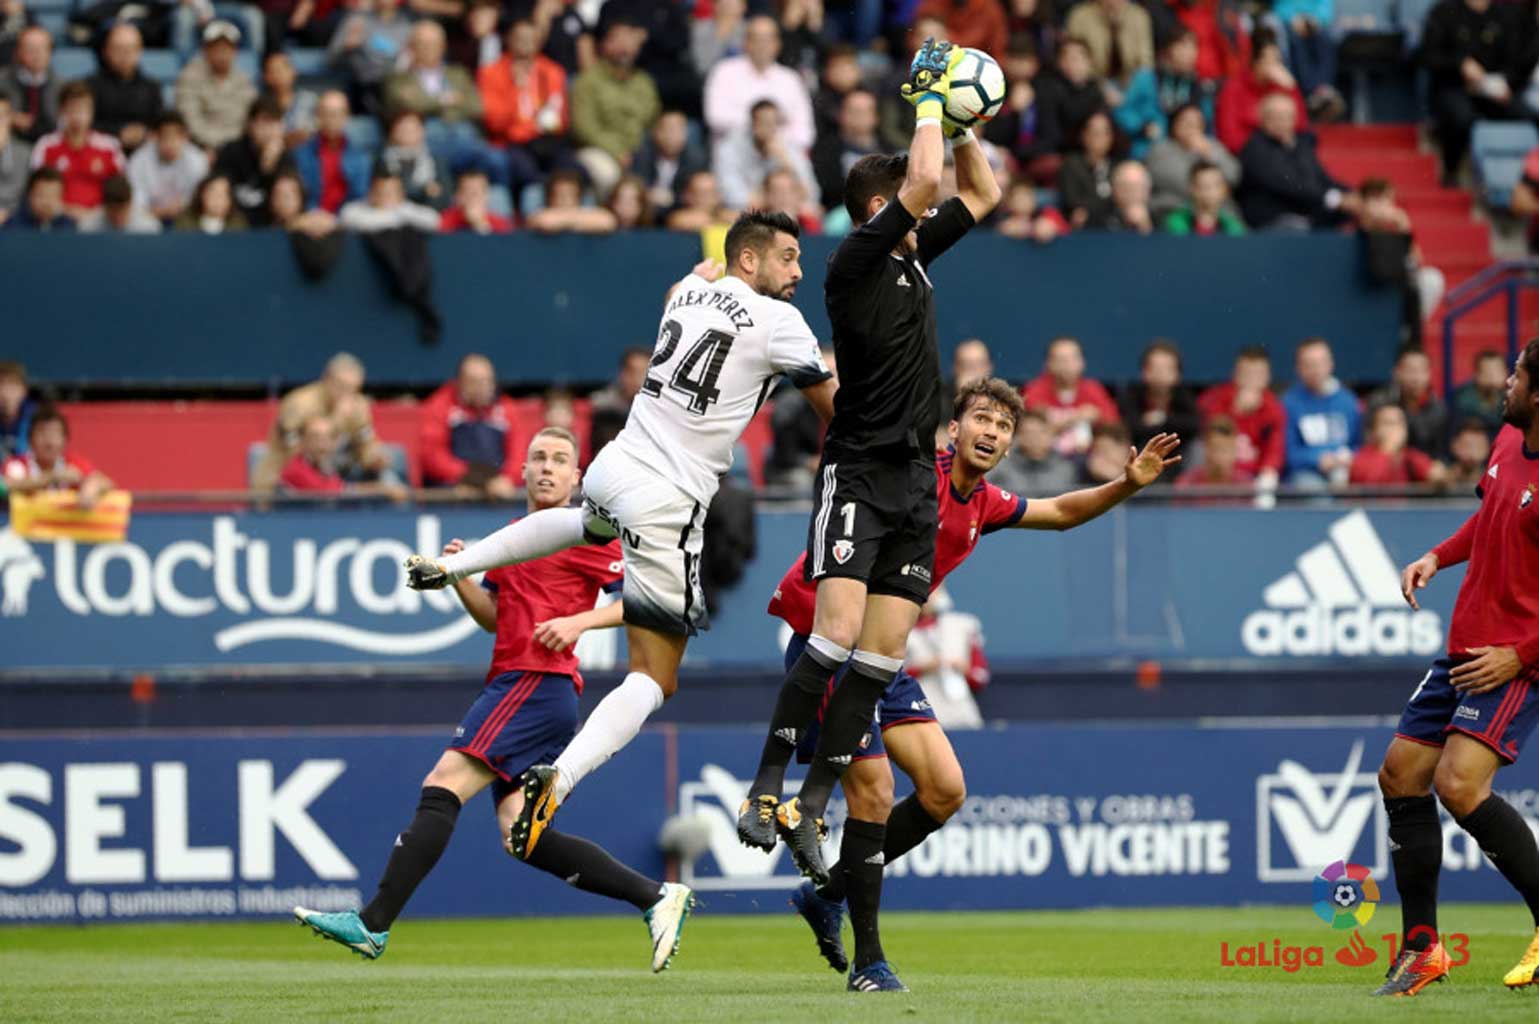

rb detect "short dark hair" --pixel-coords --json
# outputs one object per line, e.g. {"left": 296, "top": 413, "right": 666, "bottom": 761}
{"left": 1188, "top": 159, "right": 1223, "bottom": 184}
{"left": 1452, "top": 417, "right": 1490, "bottom": 439}
{"left": 1369, "top": 402, "right": 1406, "bottom": 429}
{"left": 102, "top": 174, "right": 132, "bottom": 206}
{"left": 1204, "top": 414, "right": 1237, "bottom": 439}
{"left": 620, "top": 346, "right": 652, "bottom": 368}
{"left": 1058, "top": 36, "right": 1091, "bottom": 59}
{"left": 59, "top": 80, "right": 92, "bottom": 106}
{"left": 1141, "top": 339, "right": 1183, "bottom": 372}
{"left": 29, "top": 405, "right": 68, "bottom": 441}
{"left": 370, "top": 160, "right": 400, "bottom": 185}
{"left": 750, "top": 98, "right": 780, "bottom": 120}
{"left": 1092, "top": 421, "right": 1132, "bottom": 446}
{"left": 843, "top": 152, "right": 907, "bottom": 224}
{"left": 0, "top": 361, "right": 26, "bottom": 384}
{"left": 824, "top": 42, "right": 858, "bottom": 63}
{"left": 546, "top": 167, "right": 585, "bottom": 194}
{"left": 1295, "top": 336, "right": 1331, "bottom": 358}
{"left": 387, "top": 109, "right": 423, "bottom": 133}
{"left": 1474, "top": 349, "right": 1505, "bottom": 369}
{"left": 1019, "top": 406, "right": 1049, "bottom": 427}
{"left": 1396, "top": 348, "right": 1428, "bottom": 366}
{"left": 1006, "top": 33, "right": 1038, "bottom": 60}
{"left": 454, "top": 165, "right": 489, "bottom": 187}
{"left": 247, "top": 95, "right": 284, "bottom": 123}
{"left": 724, "top": 209, "right": 800, "bottom": 267}
{"left": 1359, "top": 177, "right": 1393, "bottom": 200}
{"left": 27, "top": 166, "right": 62, "bottom": 192}
{"left": 1523, "top": 338, "right": 1539, "bottom": 390}
{"left": 152, "top": 110, "right": 188, "bottom": 133}
{"left": 1236, "top": 345, "right": 1269, "bottom": 364}
{"left": 953, "top": 377, "right": 1026, "bottom": 430}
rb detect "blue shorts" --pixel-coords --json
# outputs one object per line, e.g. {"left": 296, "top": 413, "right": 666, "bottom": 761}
{"left": 784, "top": 632, "right": 939, "bottom": 764}
{"left": 1395, "top": 656, "right": 1539, "bottom": 765}
{"left": 449, "top": 671, "right": 578, "bottom": 804}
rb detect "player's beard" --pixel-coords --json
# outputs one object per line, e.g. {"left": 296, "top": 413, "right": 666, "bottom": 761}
{"left": 1502, "top": 388, "right": 1535, "bottom": 430}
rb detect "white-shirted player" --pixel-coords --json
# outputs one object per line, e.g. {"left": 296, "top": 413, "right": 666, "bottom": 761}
{"left": 404, "top": 210, "right": 837, "bottom": 860}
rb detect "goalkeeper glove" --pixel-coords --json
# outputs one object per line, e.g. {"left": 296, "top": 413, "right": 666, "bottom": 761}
{"left": 404, "top": 554, "right": 453, "bottom": 590}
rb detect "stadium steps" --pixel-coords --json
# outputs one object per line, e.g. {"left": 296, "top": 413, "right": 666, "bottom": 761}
{"left": 1318, "top": 122, "right": 1507, "bottom": 392}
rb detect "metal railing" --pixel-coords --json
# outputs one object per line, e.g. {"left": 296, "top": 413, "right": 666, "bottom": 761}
{"left": 1440, "top": 259, "right": 1539, "bottom": 400}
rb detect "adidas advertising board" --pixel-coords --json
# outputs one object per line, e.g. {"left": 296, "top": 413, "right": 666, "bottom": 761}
{"left": 1, "top": 506, "right": 1465, "bottom": 670}
{"left": 4, "top": 723, "right": 1536, "bottom": 922}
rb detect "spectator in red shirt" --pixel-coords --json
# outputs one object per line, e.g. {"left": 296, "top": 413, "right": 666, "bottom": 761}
{"left": 440, "top": 166, "right": 513, "bottom": 234}
{"left": 279, "top": 415, "right": 346, "bottom": 493}
{"left": 1197, "top": 345, "right": 1285, "bottom": 485}
{"left": 911, "top": 0, "right": 1008, "bottom": 64}
{"left": 480, "top": 17, "right": 570, "bottom": 197}
{"left": 2, "top": 406, "right": 113, "bottom": 507}
{"left": 1351, "top": 403, "right": 1446, "bottom": 487}
{"left": 1022, "top": 335, "right": 1121, "bottom": 456}
{"left": 1176, "top": 415, "right": 1254, "bottom": 487}
{"left": 1174, "top": 0, "right": 1251, "bottom": 82}
{"left": 1215, "top": 35, "right": 1306, "bottom": 154}
{"left": 29, "top": 81, "right": 124, "bottom": 217}
{"left": 293, "top": 89, "right": 370, "bottom": 214}
{"left": 419, "top": 353, "right": 522, "bottom": 499}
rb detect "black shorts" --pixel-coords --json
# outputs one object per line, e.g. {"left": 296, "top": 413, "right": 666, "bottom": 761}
{"left": 804, "top": 455, "right": 936, "bottom": 605}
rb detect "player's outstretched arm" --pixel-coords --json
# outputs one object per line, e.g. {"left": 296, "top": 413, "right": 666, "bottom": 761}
{"left": 1013, "top": 433, "right": 1182, "bottom": 531}
{"left": 441, "top": 539, "right": 498, "bottom": 632}
{"left": 533, "top": 600, "right": 625, "bottom": 653}
{"left": 949, "top": 123, "right": 1002, "bottom": 224}
{"left": 895, "top": 38, "right": 958, "bottom": 219}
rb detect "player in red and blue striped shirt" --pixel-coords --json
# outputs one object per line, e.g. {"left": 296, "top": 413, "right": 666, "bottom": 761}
{"left": 1376, "top": 339, "right": 1539, "bottom": 996}
{"left": 295, "top": 427, "right": 694, "bottom": 971}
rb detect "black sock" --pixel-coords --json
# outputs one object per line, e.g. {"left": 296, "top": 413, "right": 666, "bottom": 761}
{"left": 750, "top": 643, "right": 844, "bottom": 798}
{"left": 1386, "top": 794, "right": 1442, "bottom": 950}
{"left": 841, "top": 817, "right": 888, "bottom": 971}
{"left": 525, "top": 829, "right": 663, "bottom": 912}
{"left": 360, "top": 786, "right": 461, "bottom": 932}
{"left": 819, "top": 795, "right": 945, "bottom": 903}
{"left": 1457, "top": 794, "right": 1539, "bottom": 929}
{"left": 797, "top": 659, "right": 896, "bottom": 819}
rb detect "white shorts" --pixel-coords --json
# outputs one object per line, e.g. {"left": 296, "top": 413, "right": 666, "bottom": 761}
{"left": 581, "top": 443, "right": 709, "bottom": 636}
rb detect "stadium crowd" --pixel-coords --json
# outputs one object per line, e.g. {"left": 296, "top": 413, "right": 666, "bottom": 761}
{"left": 0, "top": 0, "right": 1517, "bottom": 249}
{"left": 0, "top": 337, "right": 1509, "bottom": 501}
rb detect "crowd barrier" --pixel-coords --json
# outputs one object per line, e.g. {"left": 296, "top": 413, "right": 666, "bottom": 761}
{"left": 2, "top": 722, "right": 1533, "bottom": 924}
{"left": 0, "top": 502, "right": 1473, "bottom": 673}
{"left": 0, "top": 232, "right": 1400, "bottom": 387}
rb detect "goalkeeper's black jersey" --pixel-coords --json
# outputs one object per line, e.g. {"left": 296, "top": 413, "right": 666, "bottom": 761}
{"left": 821, "top": 195, "right": 975, "bottom": 463}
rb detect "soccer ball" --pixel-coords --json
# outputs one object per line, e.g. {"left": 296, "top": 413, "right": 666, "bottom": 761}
{"left": 944, "top": 48, "right": 1007, "bottom": 129}
{"left": 1332, "top": 883, "right": 1358, "bottom": 909}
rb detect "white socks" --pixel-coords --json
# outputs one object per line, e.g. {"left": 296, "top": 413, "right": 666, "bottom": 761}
{"left": 439, "top": 506, "right": 588, "bottom": 579}
{"left": 553, "top": 672, "right": 666, "bottom": 802}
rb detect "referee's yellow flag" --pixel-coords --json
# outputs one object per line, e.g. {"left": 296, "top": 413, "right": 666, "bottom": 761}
{"left": 9, "top": 490, "right": 133, "bottom": 543}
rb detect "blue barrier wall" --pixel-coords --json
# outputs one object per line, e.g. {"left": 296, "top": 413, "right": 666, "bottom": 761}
{"left": 1, "top": 723, "right": 1532, "bottom": 923}
{"left": 0, "top": 233, "right": 1399, "bottom": 386}
{"left": 0, "top": 502, "right": 1471, "bottom": 672}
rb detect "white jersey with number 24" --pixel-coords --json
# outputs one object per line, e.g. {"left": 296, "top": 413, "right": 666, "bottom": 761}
{"left": 613, "top": 272, "right": 831, "bottom": 506}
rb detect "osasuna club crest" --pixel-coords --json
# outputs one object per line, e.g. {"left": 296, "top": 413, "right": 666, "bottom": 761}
{"left": 1522, "top": 484, "right": 1534, "bottom": 509}
{"left": 832, "top": 539, "right": 855, "bottom": 565}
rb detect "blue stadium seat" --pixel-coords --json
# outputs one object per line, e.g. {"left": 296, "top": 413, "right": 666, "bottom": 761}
{"left": 1334, "top": 0, "right": 1393, "bottom": 31}
{"left": 1473, "top": 121, "right": 1534, "bottom": 206}
{"left": 33, "top": 10, "right": 68, "bottom": 38}
{"left": 287, "top": 47, "right": 329, "bottom": 80}
{"left": 519, "top": 182, "right": 544, "bottom": 214}
{"left": 235, "top": 50, "right": 259, "bottom": 83}
{"left": 487, "top": 184, "right": 512, "bottom": 218}
{"left": 140, "top": 49, "right": 182, "bottom": 86}
{"left": 343, "top": 115, "right": 381, "bottom": 152}
{"left": 27, "top": 0, "right": 73, "bottom": 12}
{"left": 1472, "top": 120, "right": 1539, "bottom": 208}
{"left": 53, "top": 47, "right": 97, "bottom": 82}
{"left": 1396, "top": 0, "right": 1440, "bottom": 52}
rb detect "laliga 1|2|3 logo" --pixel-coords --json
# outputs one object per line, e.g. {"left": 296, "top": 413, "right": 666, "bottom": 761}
{"left": 1219, "top": 862, "right": 1469, "bottom": 972}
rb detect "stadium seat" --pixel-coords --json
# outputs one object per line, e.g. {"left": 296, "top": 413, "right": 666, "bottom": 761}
{"left": 487, "top": 184, "right": 513, "bottom": 218}
{"left": 235, "top": 50, "right": 259, "bottom": 83}
{"left": 1471, "top": 121, "right": 1539, "bottom": 208}
{"left": 34, "top": 10, "right": 68, "bottom": 38}
{"left": 287, "top": 47, "right": 329, "bottom": 79}
{"left": 1334, "top": 0, "right": 1393, "bottom": 31}
{"left": 140, "top": 49, "right": 182, "bottom": 86}
{"left": 1397, "top": 0, "right": 1439, "bottom": 52}
{"left": 343, "top": 115, "right": 382, "bottom": 153}
{"left": 53, "top": 47, "right": 97, "bottom": 81}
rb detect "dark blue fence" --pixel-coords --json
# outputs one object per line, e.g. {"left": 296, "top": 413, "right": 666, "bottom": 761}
{"left": 0, "top": 232, "right": 1401, "bottom": 386}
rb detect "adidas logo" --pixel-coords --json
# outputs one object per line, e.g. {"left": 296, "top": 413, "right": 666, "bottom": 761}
{"left": 1241, "top": 511, "right": 1442, "bottom": 657}
{"left": 865, "top": 851, "right": 885, "bottom": 865}
{"left": 775, "top": 727, "right": 799, "bottom": 745}
{"left": 896, "top": 272, "right": 910, "bottom": 288}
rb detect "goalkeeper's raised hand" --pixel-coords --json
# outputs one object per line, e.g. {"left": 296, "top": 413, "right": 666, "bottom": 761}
{"left": 900, "top": 37, "right": 964, "bottom": 122}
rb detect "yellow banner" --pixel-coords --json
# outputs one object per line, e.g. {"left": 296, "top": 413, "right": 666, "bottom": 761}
{"left": 8, "top": 490, "right": 133, "bottom": 543}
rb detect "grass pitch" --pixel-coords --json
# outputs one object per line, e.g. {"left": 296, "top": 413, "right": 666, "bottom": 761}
{"left": 3, "top": 905, "right": 1538, "bottom": 1022}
